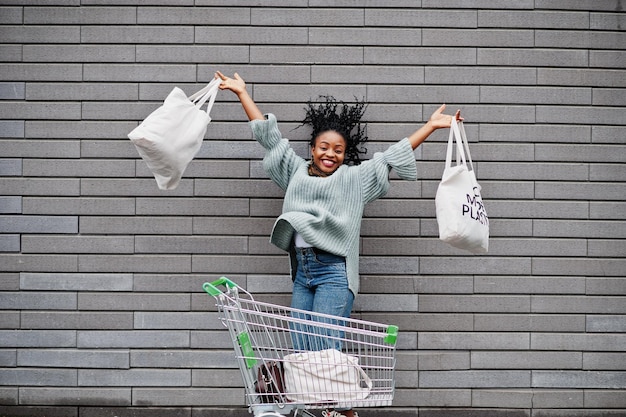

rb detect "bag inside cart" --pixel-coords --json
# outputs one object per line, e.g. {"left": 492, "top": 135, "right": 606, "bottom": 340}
{"left": 283, "top": 348, "right": 372, "bottom": 403}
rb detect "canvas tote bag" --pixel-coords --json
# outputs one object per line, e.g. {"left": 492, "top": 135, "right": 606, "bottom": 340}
{"left": 283, "top": 349, "right": 372, "bottom": 403}
{"left": 435, "top": 118, "right": 489, "bottom": 253}
{"left": 128, "top": 78, "right": 221, "bottom": 190}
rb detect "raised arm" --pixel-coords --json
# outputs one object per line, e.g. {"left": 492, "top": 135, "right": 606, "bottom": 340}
{"left": 407, "top": 104, "right": 463, "bottom": 150}
{"left": 215, "top": 71, "right": 264, "bottom": 121}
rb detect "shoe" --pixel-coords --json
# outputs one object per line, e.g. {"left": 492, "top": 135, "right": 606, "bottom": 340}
{"left": 321, "top": 410, "right": 359, "bottom": 417}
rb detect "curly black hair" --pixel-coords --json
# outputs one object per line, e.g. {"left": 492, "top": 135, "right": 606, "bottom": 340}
{"left": 299, "top": 96, "right": 368, "bottom": 165}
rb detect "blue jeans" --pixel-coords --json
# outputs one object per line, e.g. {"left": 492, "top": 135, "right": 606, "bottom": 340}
{"left": 290, "top": 247, "right": 354, "bottom": 351}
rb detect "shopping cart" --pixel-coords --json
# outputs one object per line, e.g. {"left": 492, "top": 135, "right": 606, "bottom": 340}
{"left": 203, "top": 277, "right": 398, "bottom": 417}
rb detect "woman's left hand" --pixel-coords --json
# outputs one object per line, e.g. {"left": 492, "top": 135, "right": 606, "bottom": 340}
{"left": 428, "top": 104, "right": 463, "bottom": 130}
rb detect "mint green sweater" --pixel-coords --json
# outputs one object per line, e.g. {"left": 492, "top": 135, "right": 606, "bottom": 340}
{"left": 250, "top": 114, "right": 418, "bottom": 295}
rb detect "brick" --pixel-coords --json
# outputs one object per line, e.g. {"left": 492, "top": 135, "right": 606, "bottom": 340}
{"left": 135, "top": 197, "right": 249, "bottom": 216}
{"left": 475, "top": 276, "right": 586, "bottom": 294}
{"left": 20, "top": 273, "right": 133, "bottom": 291}
{"left": 1, "top": 197, "right": 21, "bottom": 214}
{"left": 0, "top": 292, "right": 76, "bottom": 310}
{"left": 80, "top": 216, "right": 192, "bottom": 235}
{"left": 593, "top": 88, "right": 626, "bottom": 106}
{"left": 311, "top": 28, "right": 422, "bottom": 46}
{"left": 423, "top": 29, "right": 534, "bottom": 47}
{"left": 479, "top": 124, "right": 591, "bottom": 143}
{"left": 311, "top": 66, "right": 425, "bottom": 85}
{"left": 487, "top": 238, "right": 587, "bottom": 257}
{"left": 538, "top": 106, "right": 626, "bottom": 125}
{"left": 0, "top": 64, "right": 83, "bottom": 81}
{"left": 586, "top": 277, "right": 626, "bottom": 295}
{"left": 475, "top": 314, "right": 585, "bottom": 332}
{"left": 0, "top": 235, "right": 19, "bottom": 252}
{"left": 536, "top": 29, "right": 626, "bottom": 50}
{"left": 0, "top": 159, "right": 21, "bottom": 176}
{"left": 472, "top": 390, "right": 535, "bottom": 408}
{"left": 0, "top": 254, "right": 78, "bottom": 272}
{"left": 0, "top": 25, "right": 80, "bottom": 43}
{"left": 24, "top": 45, "right": 135, "bottom": 63}
{"left": 0, "top": 140, "right": 80, "bottom": 158}
{"left": 24, "top": 6, "right": 136, "bottom": 24}
{"left": 0, "top": 102, "right": 81, "bottom": 120}
{"left": 0, "top": 330, "right": 76, "bottom": 348}
{"left": 538, "top": 68, "right": 626, "bottom": 87}
{"left": 532, "top": 258, "right": 626, "bottom": 277}
{"left": 588, "top": 239, "right": 626, "bottom": 257}
{"left": 0, "top": 82, "right": 25, "bottom": 99}
{"left": 531, "top": 144, "right": 623, "bottom": 164}
{"left": 132, "top": 388, "right": 242, "bottom": 406}
{"left": 590, "top": 202, "right": 626, "bottom": 219}
{"left": 18, "top": 349, "right": 129, "bottom": 369}
{"left": 0, "top": 273, "right": 21, "bottom": 291}
{"left": 0, "top": 368, "right": 76, "bottom": 386}
{"left": 590, "top": 50, "right": 626, "bottom": 68}
{"left": 478, "top": 10, "right": 589, "bottom": 29}
{"left": 586, "top": 315, "right": 626, "bottom": 332}
{"left": 0, "top": 406, "right": 76, "bottom": 417}
{"left": 0, "top": 387, "right": 17, "bottom": 404}
{"left": 21, "top": 312, "right": 133, "bottom": 330}
{"left": 83, "top": 64, "right": 196, "bottom": 82}
{"left": 0, "top": 6, "right": 22, "bottom": 24}
{"left": 77, "top": 331, "right": 189, "bottom": 349}
{"left": 532, "top": 333, "right": 626, "bottom": 352}
{"left": 19, "top": 387, "right": 131, "bottom": 406}
{"left": 472, "top": 352, "right": 582, "bottom": 370}
{"left": 80, "top": 407, "right": 190, "bottom": 417}
{"left": 0, "top": 121, "right": 24, "bottom": 138}
{"left": 0, "top": 215, "right": 77, "bottom": 233}
{"left": 0, "top": 44, "right": 22, "bottom": 61}
{"left": 480, "top": 86, "right": 591, "bottom": 105}
{"left": 196, "top": 27, "right": 308, "bottom": 45}
{"left": 23, "top": 159, "right": 135, "bottom": 178}
{"left": 486, "top": 201, "right": 589, "bottom": 219}
{"left": 254, "top": 7, "right": 363, "bottom": 26}
{"left": 137, "top": 6, "right": 248, "bottom": 25}
{"left": 478, "top": 48, "right": 588, "bottom": 67}
{"left": 130, "top": 350, "right": 237, "bottom": 368}
{"left": 478, "top": 162, "right": 589, "bottom": 181}
{"left": 584, "top": 390, "right": 626, "bottom": 408}
{"left": 26, "top": 83, "right": 138, "bottom": 101}
{"left": 533, "top": 371, "right": 626, "bottom": 389}
{"left": 78, "top": 293, "right": 190, "bottom": 311}
{"left": 81, "top": 26, "right": 193, "bottom": 44}
{"left": 368, "top": 85, "right": 479, "bottom": 104}
{"left": 419, "top": 332, "right": 529, "bottom": 350}
{"left": 79, "top": 179, "right": 194, "bottom": 197}
{"left": 361, "top": 218, "right": 420, "bottom": 237}
{"left": 79, "top": 369, "right": 190, "bottom": 387}
{"left": 419, "top": 295, "right": 530, "bottom": 313}
{"left": 135, "top": 45, "right": 249, "bottom": 64}
{"left": 23, "top": 197, "right": 135, "bottom": 216}
{"left": 198, "top": 64, "right": 311, "bottom": 85}
{"left": 26, "top": 121, "right": 138, "bottom": 139}
{"left": 419, "top": 370, "right": 531, "bottom": 388}
{"left": 194, "top": 179, "right": 283, "bottom": 198}
{"left": 420, "top": 257, "right": 531, "bottom": 275}
{"left": 533, "top": 296, "right": 625, "bottom": 314}
{"left": 135, "top": 236, "right": 247, "bottom": 254}
{"left": 403, "top": 389, "right": 471, "bottom": 408}
{"left": 250, "top": 46, "right": 364, "bottom": 65}
{"left": 593, "top": 126, "right": 626, "bottom": 144}
{"left": 78, "top": 255, "right": 191, "bottom": 273}
{"left": 192, "top": 255, "right": 288, "bottom": 275}
{"left": 192, "top": 369, "right": 243, "bottom": 387}
{"left": 533, "top": 220, "right": 626, "bottom": 238}
{"left": 0, "top": 311, "right": 20, "bottom": 329}
{"left": 134, "top": 312, "right": 222, "bottom": 330}
{"left": 584, "top": 353, "right": 626, "bottom": 370}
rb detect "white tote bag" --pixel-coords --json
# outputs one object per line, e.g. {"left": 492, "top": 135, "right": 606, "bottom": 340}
{"left": 128, "top": 78, "right": 221, "bottom": 190}
{"left": 435, "top": 118, "right": 489, "bottom": 253}
{"left": 283, "top": 349, "right": 372, "bottom": 403}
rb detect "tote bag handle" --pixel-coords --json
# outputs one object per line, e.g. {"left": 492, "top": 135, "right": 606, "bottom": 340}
{"left": 446, "top": 118, "right": 475, "bottom": 172}
{"left": 188, "top": 78, "right": 221, "bottom": 114}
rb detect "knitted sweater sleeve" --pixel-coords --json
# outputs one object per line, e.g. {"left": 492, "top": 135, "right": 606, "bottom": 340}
{"left": 249, "top": 113, "right": 304, "bottom": 191}
{"left": 360, "top": 137, "right": 418, "bottom": 204}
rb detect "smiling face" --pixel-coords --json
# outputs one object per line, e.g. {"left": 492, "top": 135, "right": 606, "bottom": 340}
{"left": 311, "top": 130, "right": 347, "bottom": 175}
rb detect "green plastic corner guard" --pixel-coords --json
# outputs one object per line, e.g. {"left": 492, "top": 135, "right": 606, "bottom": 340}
{"left": 203, "top": 276, "right": 237, "bottom": 297}
{"left": 385, "top": 325, "right": 399, "bottom": 345}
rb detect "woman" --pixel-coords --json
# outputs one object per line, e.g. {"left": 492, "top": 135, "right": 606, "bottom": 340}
{"left": 217, "top": 71, "right": 461, "bottom": 417}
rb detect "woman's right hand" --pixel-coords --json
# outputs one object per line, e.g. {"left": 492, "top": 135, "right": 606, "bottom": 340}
{"left": 215, "top": 71, "right": 246, "bottom": 96}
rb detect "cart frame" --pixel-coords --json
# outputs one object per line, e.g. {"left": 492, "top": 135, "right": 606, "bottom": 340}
{"left": 204, "top": 277, "right": 398, "bottom": 417}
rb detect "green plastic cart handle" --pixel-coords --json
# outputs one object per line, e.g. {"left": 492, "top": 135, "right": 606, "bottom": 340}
{"left": 385, "top": 325, "right": 399, "bottom": 345}
{"left": 203, "top": 276, "right": 237, "bottom": 297}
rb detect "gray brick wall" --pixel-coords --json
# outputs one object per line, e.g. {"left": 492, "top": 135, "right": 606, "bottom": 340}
{"left": 0, "top": 2, "right": 624, "bottom": 417}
